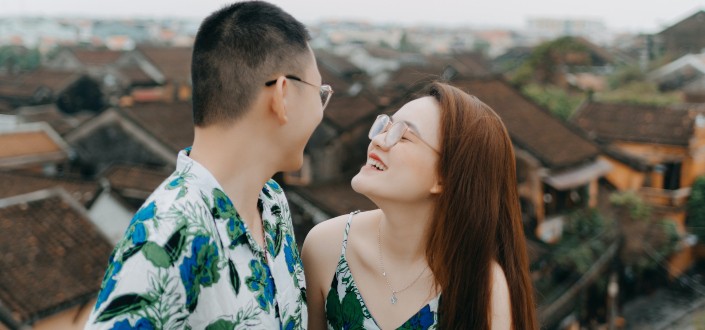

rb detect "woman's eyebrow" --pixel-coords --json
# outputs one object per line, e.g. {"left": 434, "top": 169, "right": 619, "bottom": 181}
{"left": 391, "top": 116, "right": 422, "bottom": 136}
{"left": 403, "top": 120, "right": 421, "bottom": 135}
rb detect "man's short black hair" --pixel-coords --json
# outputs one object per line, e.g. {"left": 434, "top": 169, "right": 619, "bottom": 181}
{"left": 191, "top": 1, "right": 311, "bottom": 126}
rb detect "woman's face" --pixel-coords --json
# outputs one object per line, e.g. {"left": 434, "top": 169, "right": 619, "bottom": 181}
{"left": 351, "top": 96, "right": 442, "bottom": 203}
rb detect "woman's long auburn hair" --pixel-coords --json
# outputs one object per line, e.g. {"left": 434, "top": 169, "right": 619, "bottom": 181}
{"left": 425, "top": 82, "right": 538, "bottom": 329}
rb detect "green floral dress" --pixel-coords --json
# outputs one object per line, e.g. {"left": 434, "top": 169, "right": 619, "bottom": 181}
{"left": 85, "top": 148, "right": 307, "bottom": 330}
{"left": 325, "top": 212, "right": 440, "bottom": 330}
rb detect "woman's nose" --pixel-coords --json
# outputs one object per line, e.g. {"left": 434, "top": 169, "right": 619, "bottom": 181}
{"left": 370, "top": 130, "right": 390, "bottom": 151}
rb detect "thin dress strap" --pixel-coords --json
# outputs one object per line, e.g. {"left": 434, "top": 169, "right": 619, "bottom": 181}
{"left": 340, "top": 210, "right": 360, "bottom": 256}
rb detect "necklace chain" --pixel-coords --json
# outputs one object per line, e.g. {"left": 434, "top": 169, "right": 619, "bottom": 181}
{"left": 377, "top": 219, "right": 428, "bottom": 305}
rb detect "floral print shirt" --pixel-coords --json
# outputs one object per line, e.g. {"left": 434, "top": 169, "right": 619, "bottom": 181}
{"left": 326, "top": 212, "right": 439, "bottom": 330}
{"left": 85, "top": 149, "right": 307, "bottom": 330}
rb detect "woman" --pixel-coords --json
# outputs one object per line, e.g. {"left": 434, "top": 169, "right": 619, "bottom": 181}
{"left": 302, "top": 82, "right": 537, "bottom": 329}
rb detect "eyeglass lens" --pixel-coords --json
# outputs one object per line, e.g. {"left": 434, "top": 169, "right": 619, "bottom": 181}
{"left": 369, "top": 115, "right": 406, "bottom": 148}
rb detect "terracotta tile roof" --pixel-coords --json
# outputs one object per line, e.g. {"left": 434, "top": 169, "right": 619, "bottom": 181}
{"left": 425, "top": 52, "right": 492, "bottom": 77}
{"left": 452, "top": 52, "right": 492, "bottom": 75}
{"left": 0, "top": 124, "right": 69, "bottom": 168}
{"left": 103, "top": 164, "right": 170, "bottom": 198}
{"left": 314, "top": 51, "right": 378, "bottom": 132}
{"left": 64, "top": 109, "right": 174, "bottom": 172}
{"left": 137, "top": 46, "right": 192, "bottom": 84}
{"left": 290, "top": 182, "right": 376, "bottom": 216}
{"left": 0, "top": 84, "right": 34, "bottom": 99}
{"left": 0, "top": 189, "right": 112, "bottom": 323}
{"left": 451, "top": 77, "right": 600, "bottom": 169}
{"left": 381, "top": 52, "right": 491, "bottom": 94}
{"left": 324, "top": 92, "right": 379, "bottom": 130}
{"left": 657, "top": 10, "right": 705, "bottom": 36}
{"left": 364, "top": 45, "right": 403, "bottom": 60}
{"left": 572, "top": 101, "right": 705, "bottom": 146}
{"left": 71, "top": 49, "right": 124, "bottom": 67}
{"left": 316, "top": 50, "right": 363, "bottom": 77}
{"left": 16, "top": 104, "right": 92, "bottom": 136}
{"left": 0, "top": 69, "right": 81, "bottom": 99}
{"left": 0, "top": 100, "right": 13, "bottom": 114}
{"left": 318, "top": 59, "right": 356, "bottom": 95}
{"left": 119, "top": 65, "right": 155, "bottom": 85}
{"left": 0, "top": 171, "right": 100, "bottom": 206}
{"left": 119, "top": 102, "right": 194, "bottom": 152}
{"left": 383, "top": 65, "right": 443, "bottom": 93}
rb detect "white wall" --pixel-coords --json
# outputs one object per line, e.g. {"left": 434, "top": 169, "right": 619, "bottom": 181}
{"left": 88, "top": 191, "right": 132, "bottom": 245}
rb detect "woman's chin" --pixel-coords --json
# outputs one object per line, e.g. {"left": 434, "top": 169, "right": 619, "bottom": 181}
{"left": 351, "top": 171, "right": 365, "bottom": 194}
{"left": 351, "top": 170, "right": 378, "bottom": 195}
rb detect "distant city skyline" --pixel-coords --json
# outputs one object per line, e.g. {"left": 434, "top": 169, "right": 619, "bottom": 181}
{"left": 1, "top": 0, "right": 704, "bottom": 33}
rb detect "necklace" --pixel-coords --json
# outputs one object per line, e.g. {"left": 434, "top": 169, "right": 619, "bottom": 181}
{"left": 377, "top": 219, "right": 428, "bottom": 305}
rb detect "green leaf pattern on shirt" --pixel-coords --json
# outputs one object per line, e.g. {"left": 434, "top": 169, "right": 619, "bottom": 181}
{"left": 86, "top": 149, "right": 307, "bottom": 329}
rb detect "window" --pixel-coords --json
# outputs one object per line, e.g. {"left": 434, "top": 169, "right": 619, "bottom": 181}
{"left": 544, "top": 184, "right": 589, "bottom": 216}
{"left": 663, "top": 162, "right": 682, "bottom": 190}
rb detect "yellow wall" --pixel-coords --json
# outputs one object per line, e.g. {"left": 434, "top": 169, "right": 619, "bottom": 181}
{"left": 601, "top": 155, "right": 646, "bottom": 191}
{"left": 32, "top": 299, "right": 94, "bottom": 330}
{"left": 178, "top": 84, "right": 192, "bottom": 101}
{"left": 589, "top": 178, "right": 599, "bottom": 208}
{"left": 162, "top": 84, "right": 175, "bottom": 103}
{"left": 655, "top": 209, "right": 687, "bottom": 234}
{"left": 612, "top": 142, "right": 687, "bottom": 163}
{"left": 515, "top": 150, "right": 545, "bottom": 223}
{"left": 683, "top": 151, "right": 705, "bottom": 187}
{"left": 613, "top": 141, "right": 705, "bottom": 188}
{"left": 668, "top": 245, "right": 694, "bottom": 280}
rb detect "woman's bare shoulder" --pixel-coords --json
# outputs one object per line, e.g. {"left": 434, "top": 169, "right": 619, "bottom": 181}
{"left": 302, "top": 210, "right": 379, "bottom": 265}
{"left": 490, "top": 261, "right": 511, "bottom": 329}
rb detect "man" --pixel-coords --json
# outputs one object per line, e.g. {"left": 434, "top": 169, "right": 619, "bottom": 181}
{"left": 85, "top": 2, "right": 331, "bottom": 329}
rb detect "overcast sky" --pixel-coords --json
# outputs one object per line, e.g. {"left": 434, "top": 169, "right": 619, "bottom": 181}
{"left": 1, "top": 0, "right": 703, "bottom": 33}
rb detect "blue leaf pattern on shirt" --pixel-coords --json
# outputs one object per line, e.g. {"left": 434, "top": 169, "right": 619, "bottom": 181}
{"left": 95, "top": 259, "right": 122, "bottom": 309}
{"left": 284, "top": 234, "right": 296, "bottom": 274}
{"left": 132, "top": 223, "right": 146, "bottom": 245}
{"left": 110, "top": 318, "right": 155, "bottom": 330}
{"left": 179, "top": 236, "right": 220, "bottom": 311}
{"left": 132, "top": 202, "right": 156, "bottom": 224}
{"left": 166, "top": 176, "right": 185, "bottom": 190}
{"left": 246, "top": 259, "right": 276, "bottom": 312}
{"left": 401, "top": 304, "right": 435, "bottom": 330}
{"left": 86, "top": 150, "right": 306, "bottom": 329}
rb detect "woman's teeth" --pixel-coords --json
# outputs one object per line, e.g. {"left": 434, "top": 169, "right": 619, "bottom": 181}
{"left": 367, "top": 158, "right": 387, "bottom": 171}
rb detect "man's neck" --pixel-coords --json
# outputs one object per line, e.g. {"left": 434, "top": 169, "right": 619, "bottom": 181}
{"left": 189, "top": 125, "right": 276, "bottom": 230}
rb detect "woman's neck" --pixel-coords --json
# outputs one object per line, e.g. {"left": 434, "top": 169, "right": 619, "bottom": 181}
{"left": 376, "top": 200, "right": 434, "bottom": 264}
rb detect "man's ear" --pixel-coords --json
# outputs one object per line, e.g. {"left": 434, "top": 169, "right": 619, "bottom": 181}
{"left": 270, "top": 76, "right": 289, "bottom": 124}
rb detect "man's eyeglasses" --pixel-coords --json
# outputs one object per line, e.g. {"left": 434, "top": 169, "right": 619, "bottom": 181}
{"left": 265, "top": 75, "right": 333, "bottom": 110}
{"left": 368, "top": 114, "right": 439, "bottom": 153}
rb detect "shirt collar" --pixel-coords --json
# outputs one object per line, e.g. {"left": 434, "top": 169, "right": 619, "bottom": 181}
{"left": 176, "top": 148, "right": 281, "bottom": 255}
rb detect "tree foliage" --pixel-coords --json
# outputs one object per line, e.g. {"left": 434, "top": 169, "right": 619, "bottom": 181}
{"left": 521, "top": 83, "right": 585, "bottom": 120}
{"left": 610, "top": 192, "right": 681, "bottom": 273}
{"left": 511, "top": 36, "right": 591, "bottom": 86}
{"left": 552, "top": 209, "right": 611, "bottom": 274}
{"left": 595, "top": 81, "right": 681, "bottom": 106}
{"left": 0, "top": 46, "right": 41, "bottom": 72}
{"left": 687, "top": 176, "right": 705, "bottom": 243}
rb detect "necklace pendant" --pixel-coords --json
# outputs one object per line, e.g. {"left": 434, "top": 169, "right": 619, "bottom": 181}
{"left": 391, "top": 293, "right": 398, "bottom": 305}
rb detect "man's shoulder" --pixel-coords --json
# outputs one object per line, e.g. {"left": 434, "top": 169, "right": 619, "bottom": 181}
{"left": 120, "top": 176, "right": 218, "bottom": 248}
{"left": 263, "top": 178, "right": 286, "bottom": 199}
{"left": 146, "top": 170, "right": 219, "bottom": 215}
{"left": 262, "top": 178, "right": 291, "bottom": 212}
